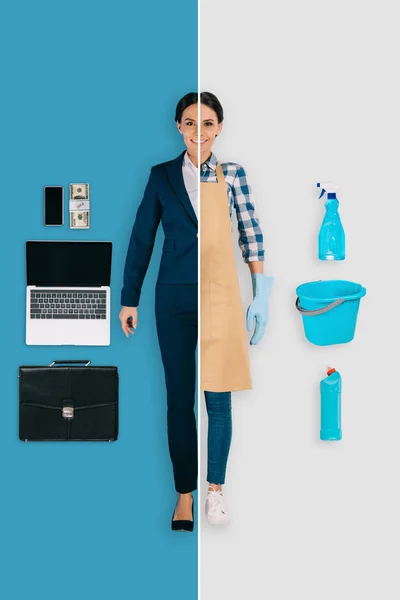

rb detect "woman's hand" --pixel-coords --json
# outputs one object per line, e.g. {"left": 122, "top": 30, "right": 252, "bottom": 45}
{"left": 119, "top": 306, "right": 138, "bottom": 337}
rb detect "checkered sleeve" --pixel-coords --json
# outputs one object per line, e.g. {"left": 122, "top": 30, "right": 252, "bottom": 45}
{"left": 231, "top": 164, "right": 265, "bottom": 262}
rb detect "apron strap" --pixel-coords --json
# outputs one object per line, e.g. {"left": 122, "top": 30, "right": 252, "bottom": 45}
{"left": 215, "top": 162, "right": 225, "bottom": 186}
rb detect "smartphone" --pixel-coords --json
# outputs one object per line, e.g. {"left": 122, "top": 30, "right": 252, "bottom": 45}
{"left": 44, "top": 186, "right": 64, "bottom": 226}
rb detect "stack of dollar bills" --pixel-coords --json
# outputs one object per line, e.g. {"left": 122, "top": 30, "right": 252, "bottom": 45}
{"left": 70, "top": 183, "right": 90, "bottom": 228}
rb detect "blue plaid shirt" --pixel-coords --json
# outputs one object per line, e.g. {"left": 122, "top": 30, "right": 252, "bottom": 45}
{"left": 200, "top": 152, "right": 264, "bottom": 262}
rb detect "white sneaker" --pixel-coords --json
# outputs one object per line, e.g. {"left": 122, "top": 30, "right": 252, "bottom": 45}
{"left": 205, "top": 487, "right": 231, "bottom": 526}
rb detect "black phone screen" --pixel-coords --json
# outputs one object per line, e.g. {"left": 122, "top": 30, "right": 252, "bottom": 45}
{"left": 44, "top": 186, "right": 63, "bottom": 225}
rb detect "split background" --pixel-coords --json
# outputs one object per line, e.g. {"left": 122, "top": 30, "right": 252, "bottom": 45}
{"left": 1, "top": 0, "right": 400, "bottom": 598}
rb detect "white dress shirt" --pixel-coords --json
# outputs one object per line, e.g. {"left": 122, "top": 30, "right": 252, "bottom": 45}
{"left": 182, "top": 151, "right": 198, "bottom": 218}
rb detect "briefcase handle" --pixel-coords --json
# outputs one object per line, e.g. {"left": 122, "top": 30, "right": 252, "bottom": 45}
{"left": 49, "top": 360, "right": 91, "bottom": 367}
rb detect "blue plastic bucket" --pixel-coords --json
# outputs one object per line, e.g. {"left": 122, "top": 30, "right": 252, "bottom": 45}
{"left": 295, "top": 280, "right": 366, "bottom": 346}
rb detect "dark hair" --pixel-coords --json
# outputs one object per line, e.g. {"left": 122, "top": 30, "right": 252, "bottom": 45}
{"left": 200, "top": 92, "right": 224, "bottom": 123}
{"left": 174, "top": 91, "right": 224, "bottom": 123}
{"left": 175, "top": 92, "right": 198, "bottom": 122}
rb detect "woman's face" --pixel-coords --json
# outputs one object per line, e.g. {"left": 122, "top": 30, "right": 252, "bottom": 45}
{"left": 177, "top": 103, "right": 222, "bottom": 159}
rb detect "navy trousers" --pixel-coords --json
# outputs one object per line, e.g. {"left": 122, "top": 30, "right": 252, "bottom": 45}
{"left": 155, "top": 284, "right": 198, "bottom": 493}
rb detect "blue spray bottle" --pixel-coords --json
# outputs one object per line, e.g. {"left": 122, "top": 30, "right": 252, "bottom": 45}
{"left": 317, "top": 182, "right": 345, "bottom": 260}
{"left": 320, "top": 367, "right": 342, "bottom": 441}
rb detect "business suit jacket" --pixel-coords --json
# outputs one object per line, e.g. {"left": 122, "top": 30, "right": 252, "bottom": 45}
{"left": 121, "top": 151, "right": 198, "bottom": 307}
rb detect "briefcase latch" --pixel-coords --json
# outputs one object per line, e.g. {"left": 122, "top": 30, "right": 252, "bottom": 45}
{"left": 62, "top": 400, "right": 74, "bottom": 420}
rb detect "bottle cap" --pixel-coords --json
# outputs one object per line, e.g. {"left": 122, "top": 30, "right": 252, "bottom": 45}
{"left": 327, "top": 367, "right": 336, "bottom": 376}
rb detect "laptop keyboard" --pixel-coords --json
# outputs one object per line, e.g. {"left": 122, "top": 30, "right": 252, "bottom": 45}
{"left": 30, "top": 290, "right": 107, "bottom": 320}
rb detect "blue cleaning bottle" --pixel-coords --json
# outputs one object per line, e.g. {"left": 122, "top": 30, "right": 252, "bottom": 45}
{"left": 320, "top": 367, "right": 342, "bottom": 441}
{"left": 317, "top": 182, "right": 345, "bottom": 260}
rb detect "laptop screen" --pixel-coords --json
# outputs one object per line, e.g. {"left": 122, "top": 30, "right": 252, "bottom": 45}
{"left": 26, "top": 241, "right": 112, "bottom": 287}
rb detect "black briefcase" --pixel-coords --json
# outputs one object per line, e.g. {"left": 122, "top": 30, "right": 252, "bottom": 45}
{"left": 19, "top": 360, "right": 119, "bottom": 441}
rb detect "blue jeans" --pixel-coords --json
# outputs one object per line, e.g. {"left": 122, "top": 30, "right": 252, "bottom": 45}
{"left": 205, "top": 391, "right": 232, "bottom": 485}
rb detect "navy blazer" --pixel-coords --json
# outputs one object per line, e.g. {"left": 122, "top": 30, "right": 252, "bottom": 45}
{"left": 121, "top": 151, "right": 198, "bottom": 307}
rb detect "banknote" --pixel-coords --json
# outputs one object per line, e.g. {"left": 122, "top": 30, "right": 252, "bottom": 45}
{"left": 70, "top": 183, "right": 90, "bottom": 229}
{"left": 70, "top": 212, "right": 90, "bottom": 228}
{"left": 70, "top": 183, "right": 89, "bottom": 200}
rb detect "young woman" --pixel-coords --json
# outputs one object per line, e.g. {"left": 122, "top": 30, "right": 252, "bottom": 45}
{"left": 199, "top": 92, "right": 273, "bottom": 525}
{"left": 119, "top": 92, "right": 272, "bottom": 530}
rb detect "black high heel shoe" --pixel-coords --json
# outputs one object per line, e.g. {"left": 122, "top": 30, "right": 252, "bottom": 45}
{"left": 171, "top": 496, "right": 194, "bottom": 532}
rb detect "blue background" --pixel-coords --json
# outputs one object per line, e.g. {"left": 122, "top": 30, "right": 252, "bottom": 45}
{"left": 0, "top": 1, "right": 198, "bottom": 598}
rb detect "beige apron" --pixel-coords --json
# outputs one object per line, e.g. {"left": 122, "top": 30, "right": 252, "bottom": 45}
{"left": 200, "top": 163, "right": 252, "bottom": 392}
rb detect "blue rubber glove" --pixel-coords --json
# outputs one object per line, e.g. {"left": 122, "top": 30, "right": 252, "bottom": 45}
{"left": 246, "top": 273, "right": 274, "bottom": 345}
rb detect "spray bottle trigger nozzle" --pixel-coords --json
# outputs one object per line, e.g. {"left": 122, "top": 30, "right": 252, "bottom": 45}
{"left": 316, "top": 182, "right": 325, "bottom": 199}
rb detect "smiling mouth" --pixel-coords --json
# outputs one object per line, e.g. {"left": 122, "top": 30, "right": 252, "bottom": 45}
{"left": 191, "top": 139, "right": 207, "bottom": 144}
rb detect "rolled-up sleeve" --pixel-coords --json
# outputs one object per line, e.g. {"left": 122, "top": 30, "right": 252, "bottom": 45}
{"left": 232, "top": 165, "right": 264, "bottom": 262}
{"left": 121, "top": 169, "right": 162, "bottom": 307}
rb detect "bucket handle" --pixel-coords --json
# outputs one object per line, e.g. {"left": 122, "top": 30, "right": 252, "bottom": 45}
{"left": 295, "top": 297, "right": 345, "bottom": 316}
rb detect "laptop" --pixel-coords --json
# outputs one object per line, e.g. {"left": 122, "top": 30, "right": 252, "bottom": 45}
{"left": 26, "top": 241, "right": 112, "bottom": 346}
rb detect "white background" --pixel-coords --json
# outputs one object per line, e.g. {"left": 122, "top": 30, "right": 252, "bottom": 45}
{"left": 200, "top": 1, "right": 400, "bottom": 597}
